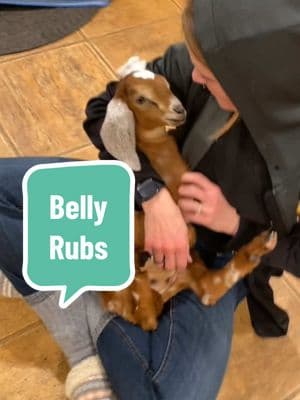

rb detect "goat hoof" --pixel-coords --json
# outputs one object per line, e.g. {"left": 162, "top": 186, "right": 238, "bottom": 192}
{"left": 140, "top": 318, "right": 158, "bottom": 331}
{"left": 265, "top": 230, "right": 278, "bottom": 251}
{"left": 197, "top": 275, "right": 221, "bottom": 306}
{"left": 201, "top": 293, "right": 217, "bottom": 306}
{"left": 246, "top": 230, "right": 278, "bottom": 258}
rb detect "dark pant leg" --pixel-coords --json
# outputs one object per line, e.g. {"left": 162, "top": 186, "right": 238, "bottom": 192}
{"left": 97, "top": 280, "right": 248, "bottom": 400}
{"left": 0, "top": 157, "right": 76, "bottom": 295}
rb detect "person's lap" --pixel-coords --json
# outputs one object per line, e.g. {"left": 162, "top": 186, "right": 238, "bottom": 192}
{"left": 0, "top": 157, "right": 248, "bottom": 400}
{"left": 97, "top": 282, "right": 246, "bottom": 400}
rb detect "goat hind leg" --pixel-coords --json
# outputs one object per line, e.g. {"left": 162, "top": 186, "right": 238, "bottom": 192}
{"left": 197, "top": 230, "right": 277, "bottom": 306}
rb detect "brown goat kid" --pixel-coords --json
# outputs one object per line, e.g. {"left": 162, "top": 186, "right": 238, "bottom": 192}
{"left": 99, "top": 57, "right": 277, "bottom": 330}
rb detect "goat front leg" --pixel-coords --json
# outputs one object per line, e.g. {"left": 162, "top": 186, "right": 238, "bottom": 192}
{"left": 100, "top": 288, "right": 136, "bottom": 324}
{"left": 197, "top": 230, "right": 278, "bottom": 306}
{"left": 135, "top": 211, "right": 144, "bottom": 250}
{"left": 131, "top": 271, "right": 164, "bottom": 330}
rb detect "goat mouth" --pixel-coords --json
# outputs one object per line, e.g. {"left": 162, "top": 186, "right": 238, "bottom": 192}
{"left": 165, "top": 117, "right": 186, "bottom": 126}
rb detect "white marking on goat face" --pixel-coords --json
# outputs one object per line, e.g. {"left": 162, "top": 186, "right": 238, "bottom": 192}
{"left": 224, "top": 262, "right": 241, "bottom": 288}
{"left": 133, "top": 70, "right": 155, "bottom": 80}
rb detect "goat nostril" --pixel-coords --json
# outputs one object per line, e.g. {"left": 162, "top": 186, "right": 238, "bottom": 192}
{"left": 173, "top": 104, "right": 185, "bottom": 115}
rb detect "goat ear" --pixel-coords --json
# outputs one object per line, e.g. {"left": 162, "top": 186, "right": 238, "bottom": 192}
{"left": 100, "top": 98, "right": 141, "bottom": 171}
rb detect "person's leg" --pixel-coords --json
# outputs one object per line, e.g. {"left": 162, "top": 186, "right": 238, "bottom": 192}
{"left": 96, "top": 280, "right": 248, "bottom": 400}
{"left": 0, "top": 157, "right": 115, "bottom": 400}
{"left": 0, "top": 157, "right": 66, "bottom": 294}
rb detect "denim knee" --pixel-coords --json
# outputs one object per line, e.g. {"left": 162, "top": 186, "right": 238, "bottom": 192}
{"left": 96, "top": 285, "right": 243, "bottom": 400}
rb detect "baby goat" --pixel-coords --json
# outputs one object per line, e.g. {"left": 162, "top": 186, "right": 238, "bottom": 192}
{"left": 99, "top": 57, "right": 277, "bottom": 330}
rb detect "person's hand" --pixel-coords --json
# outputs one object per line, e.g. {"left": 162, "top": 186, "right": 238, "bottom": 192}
{"left": 178, "top": 172, "right": 240, "bottom": 236}
{"left": 142, "top": 188, "right": 192, "bottom": 271}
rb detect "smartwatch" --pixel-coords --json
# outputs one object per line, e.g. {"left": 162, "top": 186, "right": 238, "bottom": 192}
{"left": 136, "top": 178, "right": 164, "bottom": 204}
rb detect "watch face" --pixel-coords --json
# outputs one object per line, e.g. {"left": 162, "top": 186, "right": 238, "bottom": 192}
{"left": 137, "top": 179, "right": 163, "bottom": 201}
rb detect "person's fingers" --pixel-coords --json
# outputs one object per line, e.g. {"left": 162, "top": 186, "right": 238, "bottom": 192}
{"left": 175, "top": 246, "right": 190, "bottom": 271}
{"left": 152, "top": 249, "right": 165, "bottom": 267}
{"left": 183, "top": 211, "right": 211, "bottom": 227}
{"left": 178, "top": 198, "right": 204, "bottom": 215}
{"left": 178, "top": 183, "right": 205, "bottom": 202}
{"left": 164, "top": 250, "right": 176, "bottom": 271}
{"left": 181, "top": 171, "right": 215, "bottom": 190}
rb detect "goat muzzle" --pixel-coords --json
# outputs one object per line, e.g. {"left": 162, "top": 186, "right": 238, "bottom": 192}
{"left": 165, "top": 98, "right": 187, "bottom": 127}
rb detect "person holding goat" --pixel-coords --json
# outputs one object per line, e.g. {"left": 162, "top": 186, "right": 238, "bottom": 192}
{"left": 1, "top": 0, "right": 300, "bottom": 399}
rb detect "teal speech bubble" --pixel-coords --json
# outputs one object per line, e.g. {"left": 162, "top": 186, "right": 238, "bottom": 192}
{"left": 22, "top": 160, "right": 135, "bottom": 308}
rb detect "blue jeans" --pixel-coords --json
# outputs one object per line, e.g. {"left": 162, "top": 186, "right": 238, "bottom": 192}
{"left": 0, "top": 157, "right": 74, "bottom": 295}
{"left": 0, "top": 157, "right": 248, "bottom": 400}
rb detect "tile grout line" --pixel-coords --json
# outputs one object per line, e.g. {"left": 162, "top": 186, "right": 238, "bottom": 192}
{"left": 0, "top": 131, "right": 21, "bottom": 156}
{"left": 0, "top": 39, "right": 86, "bottom": 66}
{"left": 170, "top": 0, "right": 184, "bottom": 11}
{"left": 82, "top": 14, "right": 184, "bottom": 75}
{"left": 58, "top": 143, "right": 99, "bottom": 157}
{"left": 84, "top": 40, "right": 117, "bottom": 78}
{"left": 79, "top": 14, "right": 181, "bottom": 43}
{"left": 0, "top": 320, "right": 42, "bottom": 348}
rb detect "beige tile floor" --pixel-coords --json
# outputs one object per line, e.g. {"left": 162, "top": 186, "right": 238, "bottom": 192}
{"left": 1, "top": 1, "right": 300, "bottom": 399}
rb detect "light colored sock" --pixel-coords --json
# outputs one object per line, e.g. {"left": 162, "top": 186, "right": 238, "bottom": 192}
{"left": 65, "top": 355, "right": 117, "bottom": 400}
{"left": 0, "top": 271, "right": 22, "bottom": 298}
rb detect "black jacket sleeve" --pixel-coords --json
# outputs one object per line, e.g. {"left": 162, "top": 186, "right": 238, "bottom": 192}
{"left": 224, "top": 216, "right": 269, "bottom": 251}
{"left": 83, "top": 43, "right": 193, "bottom": 205}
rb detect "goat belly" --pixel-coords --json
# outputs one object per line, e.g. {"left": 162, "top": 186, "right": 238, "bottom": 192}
{"left": 49, "top": 235, "right": 108, "bottom": 261}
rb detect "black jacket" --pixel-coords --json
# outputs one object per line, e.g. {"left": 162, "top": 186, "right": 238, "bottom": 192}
{"left": 83, "top": 43, "right": 300, "bottom": 337}
{"left": 192, "top": 0, "right": 300, "bottom": 235}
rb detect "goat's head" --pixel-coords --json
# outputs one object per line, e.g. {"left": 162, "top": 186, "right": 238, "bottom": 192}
{"left": 100, "top": 56, "right": 186, "bottom": 171}
{"left": 115, "top": 73, "right": 186, "bottom": 130}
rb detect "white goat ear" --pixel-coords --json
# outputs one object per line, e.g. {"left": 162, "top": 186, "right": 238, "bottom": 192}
{"left": 100, "top": 98, "right": 141, "bottom": 171}
{"left": 117, "top": 56, "right": 147, "bottom": 78}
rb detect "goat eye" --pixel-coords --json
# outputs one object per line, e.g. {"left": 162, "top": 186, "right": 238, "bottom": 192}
{"left": 136, "top": 96, "right": 146, "bottom": 105}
